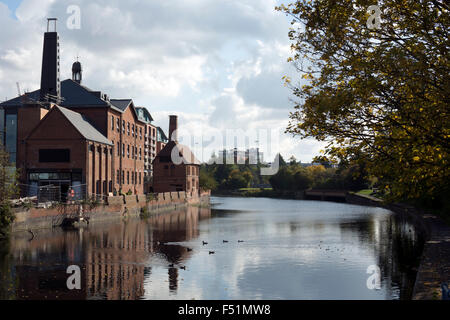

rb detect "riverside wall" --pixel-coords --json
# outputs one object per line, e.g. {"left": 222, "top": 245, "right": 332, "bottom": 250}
{"left": 10, "top": 190, "right": 211, "bottom": 233}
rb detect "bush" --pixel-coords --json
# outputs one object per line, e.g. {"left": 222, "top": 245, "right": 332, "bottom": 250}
{"left": 140, "top": 206, "right": 150, "bottom": 219}
{"left": 0, "top": 203, "right": 14, "bottom": 239}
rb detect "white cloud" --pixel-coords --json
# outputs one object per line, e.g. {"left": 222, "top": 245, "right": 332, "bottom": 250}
{"left": 0, "top": 0, "right": 324, "bottom": 162}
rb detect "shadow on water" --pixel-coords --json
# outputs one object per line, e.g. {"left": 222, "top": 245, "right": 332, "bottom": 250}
{"left": 0, "top": 198, "right": 424, "bottom": 300}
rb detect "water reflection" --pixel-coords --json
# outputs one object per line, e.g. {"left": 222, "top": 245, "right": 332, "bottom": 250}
{"left": 0, "top": 197, "right": 423, "bottom": 300}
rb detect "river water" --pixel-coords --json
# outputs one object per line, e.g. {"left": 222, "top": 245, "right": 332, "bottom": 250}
{"left": 0, "top": 197, "right": 424, "bottom": 300}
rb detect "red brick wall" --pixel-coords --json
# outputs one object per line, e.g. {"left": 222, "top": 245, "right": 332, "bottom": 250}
{"left": 152, "top": 158, "right": 200, "bottom": 194}
{"left": 17, "top": 105, "right": 50, "bottom": 181}
{"left": 26, "top": 109, "right": 87, "bottom": 171}
{"left": 69, "top": 107, "right": 108, "bottom": 136}
{"left": 106, "top": 107, "right": 145, "bottom": 195}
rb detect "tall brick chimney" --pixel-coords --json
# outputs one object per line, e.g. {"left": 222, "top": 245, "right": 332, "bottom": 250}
{"left": 169, "top": 115, "right": 178, "bottom": 142}
{"left": 40, "top": 18, "right": 60, "bottom": 104}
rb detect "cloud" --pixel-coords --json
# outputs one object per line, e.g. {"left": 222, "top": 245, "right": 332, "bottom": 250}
{"left": 0, "top": 0, "right": 325, "bottom": 161}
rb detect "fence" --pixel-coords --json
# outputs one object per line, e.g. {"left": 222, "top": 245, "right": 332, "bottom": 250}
{"left": 17, "top": 183, "right": 108, "bottom": 207}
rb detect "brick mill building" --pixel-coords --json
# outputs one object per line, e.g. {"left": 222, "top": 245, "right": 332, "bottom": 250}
{"left": 152, "top": 116, "right": 200, "bottom": 193}
{"left": 0, "top": 19, "right": 178, "bottom": 199}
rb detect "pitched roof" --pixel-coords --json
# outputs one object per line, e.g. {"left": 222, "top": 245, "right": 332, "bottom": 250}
{"left": 135, "top": 107, "right": 154, "bottom": 123}
{"left": 157, "top": 126, "right": 168, "bottom": 142}
{"left": 110, "top": 99, "right": 133, "bottom": 111}
{"left": 56, "top": 106, "right": 113, "bottom": 145}
{"left": 0, "top": 79, "right": 110, "bottom": 108}
{"left": 155, "top": 141, "right": 200, "bottom": 165}
{"left": 59, "top": 79, "right": 109, "bottom": 107}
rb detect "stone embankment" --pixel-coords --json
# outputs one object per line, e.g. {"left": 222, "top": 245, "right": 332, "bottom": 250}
{"left": 11, "top": 190, "right": 211, "bottom": 233}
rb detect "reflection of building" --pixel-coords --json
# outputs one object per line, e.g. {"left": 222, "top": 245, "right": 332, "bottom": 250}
{"left": 152, "top": 116, "right": 200, "bottom": 193}
{"left": 85, "top": 222, "right": 151, "bottom": 300}
{"left": 6, "top": 205, "right": 211, "bottom": 300}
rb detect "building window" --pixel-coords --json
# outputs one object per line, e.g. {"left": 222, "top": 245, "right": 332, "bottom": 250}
{"left": 117, "top": 142, "right": 120, "bottom": 156}
{"left": 139, "top": 148, "right": 142, "bottom": 160}
{"left": 131, "top": 172, "right": 134, "bottom": 184}
{"left": 122, "top": 170, "right": 125, "bottom": 184}
{"left": 127, "top": 145, "right": 130, "bottom": 158}
{"left": 139, "top": 172, "right": 141, "bottom": 185}
{"left": 132, "top": 146, "right": 134, "bottom": 158}
{"left": 127, "top": 171, "right": 129, "bottom": 184}
{"left": 5, "top": 114, "right": 17, "bottom": 163}
{"left": 139, "top": 127, "right": 142, "bottom": 139}
{"left": 117, "top": 118, "right": 120, "bottom": 132}
{"left": 117, "top": 170, "right": 120, "bottom": 184}
{"left": 39, "top": 149, "right": 70, "bottom": 163}
{"left": 132, "top": 124, "right": 135, "bottom": 137}
{"left": 111, "top": 115, "right": 114, "bottom": 130}
{"left": 122, "top": 143, "right": 125, "bottom": 157}
{"left": 122, "top": 120, "right": 125, "bottom": 133}
{"left": 127, "top": 122, "right": 130, "bottom": 135}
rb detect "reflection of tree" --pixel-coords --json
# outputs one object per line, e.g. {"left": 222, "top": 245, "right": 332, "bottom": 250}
{"left": 384, "top": 214, "right": 424, "bottom": 299}
{"left": 337, "top": 212, "right": 424, "bottom": 300}
{"left": 0, "top": 239, "right": 15, "bottom": 300}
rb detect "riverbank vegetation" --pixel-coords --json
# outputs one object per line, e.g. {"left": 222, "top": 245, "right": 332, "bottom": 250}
{"left": 0, "top": 144, "right": 18, "bottom": 239}
{"left": 200, "top": 154, "right": 371, "bottom": 197}
{"left": 200, "top": 162, "right": 271, "bottom": 192}
{"left": 276, "top": 1, "right": 449, "bottom": 213}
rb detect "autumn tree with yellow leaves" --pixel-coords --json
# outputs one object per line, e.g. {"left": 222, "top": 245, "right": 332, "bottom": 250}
{"left": 277, "top": 0, "right": 449, "bottom": 207}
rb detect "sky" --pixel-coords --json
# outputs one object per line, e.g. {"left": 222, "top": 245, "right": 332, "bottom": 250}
{"left": 0, "top": 0, "right": 325, "bottom": 163}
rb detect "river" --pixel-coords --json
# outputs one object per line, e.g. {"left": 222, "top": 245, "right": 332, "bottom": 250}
{"left": 0, "top": 196, "right": 424, "bottom": 300}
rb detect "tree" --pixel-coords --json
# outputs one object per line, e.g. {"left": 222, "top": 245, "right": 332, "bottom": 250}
{"left": 288, "top": 156, "right": 297, "bottom": 166}
{"left": 277, "top": 1, "right": 449, "bottom": 205}
{"left": 199, "top": 168, "right": 218, "bottom": 191}
{"left": 0, "top": 142, "right": 18, "bottom": 238}
{"left": 226, "top": 169, "right": 248, "bottom": 189}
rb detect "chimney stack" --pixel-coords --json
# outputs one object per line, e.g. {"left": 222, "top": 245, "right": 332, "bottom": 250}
{"left": 169, "top": 115, "right": 178, "bottom": 142}
{"left": 40, "top": 18, "right": 60, "bottom": 104}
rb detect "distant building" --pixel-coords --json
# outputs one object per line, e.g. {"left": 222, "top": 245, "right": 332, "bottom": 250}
{"left": 152, "top": 116, "right": 200, "bottom": 194}
{"left": 156, "top": 126, "right": 168, "bottom": 153}
{"left": 217, "top": 148, "right": 264, "bottom": 164}
{"left": 135, "top": 107, "right": 157, "bottom": 177}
